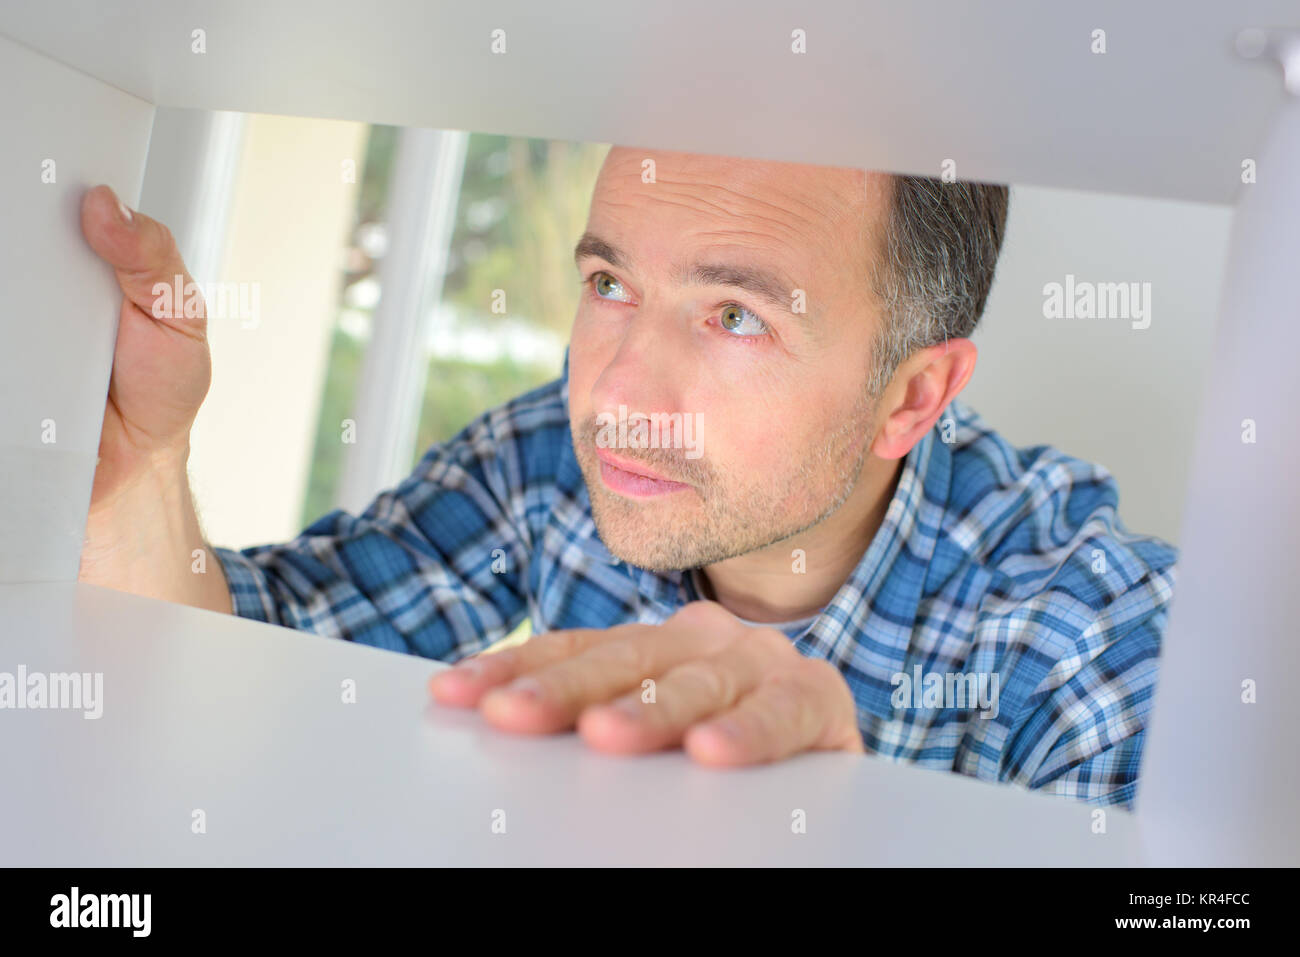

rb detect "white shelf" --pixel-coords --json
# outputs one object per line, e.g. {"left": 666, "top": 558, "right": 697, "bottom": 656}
{"left": 0, "top": 581, "right": 1137, "bottom": 865}
{"left": 1, "top": 0, "right": 1295, "bottom": 203}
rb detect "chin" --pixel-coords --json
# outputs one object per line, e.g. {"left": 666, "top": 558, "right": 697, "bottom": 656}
{"left": 590, "top": 503, "right": 677, "bottom": 569}
{"left": 593, "top": 503, "right": 774, "bottom": 573}
{"left": 584, "top": 494, "right": 704, "bottom": 571}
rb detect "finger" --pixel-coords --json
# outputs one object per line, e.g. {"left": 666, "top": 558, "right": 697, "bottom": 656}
{"left": 477, "top": 614, "right": 740, "bottom": 734}
{"left": 576, "top": 627, "right": 783, "bottom": 752}
{"left": 431, "top": 602, "right": 744, "bottom": 710}
{"left": 80, "top": 184, "right": 206, "bottom": 335}
{"left": 427, "top": 627, "right": 612, "bottom": 708}
{"left": 683, "top": 662, "right": 865, "bottom": 766}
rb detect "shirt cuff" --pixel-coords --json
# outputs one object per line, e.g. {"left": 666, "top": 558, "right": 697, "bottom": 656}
{"left": 213, "top": 546, "right": 280, "bottom": 625}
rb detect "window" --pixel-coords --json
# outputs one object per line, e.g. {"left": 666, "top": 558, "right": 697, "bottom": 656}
{"left": 300, "top": 131, "right": 609, "bottom": 526}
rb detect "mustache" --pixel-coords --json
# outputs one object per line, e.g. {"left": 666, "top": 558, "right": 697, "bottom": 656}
{"left": 578, "top": 414, "right": 712, "bottom": 486}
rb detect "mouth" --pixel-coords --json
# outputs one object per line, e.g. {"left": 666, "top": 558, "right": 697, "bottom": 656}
{"left": 594, "top": 447, "right": 692, "bottom": 498}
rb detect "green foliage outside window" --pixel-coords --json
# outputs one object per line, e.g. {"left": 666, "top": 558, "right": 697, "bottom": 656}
{"left": 300, "top": 131, "right": 608, "bottom": 529}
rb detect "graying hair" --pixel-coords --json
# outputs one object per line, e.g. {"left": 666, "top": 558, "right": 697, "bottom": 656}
{"left": 866, "top": 176, "right": 1010, "bottom": 396}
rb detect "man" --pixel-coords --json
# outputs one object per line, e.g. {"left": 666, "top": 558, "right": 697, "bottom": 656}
{"left": 78, "top": 147, "right": 1177, "bottom": 810}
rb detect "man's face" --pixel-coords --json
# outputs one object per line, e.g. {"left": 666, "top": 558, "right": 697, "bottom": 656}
{"left": 567, "top": 147, "right": 893, "bottom": 571}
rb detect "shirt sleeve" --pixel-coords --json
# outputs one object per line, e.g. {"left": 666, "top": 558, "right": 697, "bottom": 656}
{"left": 212, "top": 405, "right": 536, "bottom": 663}
{"left": 1001, "top": 564, "right": 1176, "bottom": 810}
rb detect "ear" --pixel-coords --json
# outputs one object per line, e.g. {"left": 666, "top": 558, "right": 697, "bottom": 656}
{"left": 870, "top": 338, "right": 977, "bottom": 460}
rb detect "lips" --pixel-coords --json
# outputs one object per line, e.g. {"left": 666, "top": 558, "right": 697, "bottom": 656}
{"left": 594, "top": 448, "right": 682, "bottom": 484}
{"left": 593, "top": 447, "right": 692, "bottom": 498}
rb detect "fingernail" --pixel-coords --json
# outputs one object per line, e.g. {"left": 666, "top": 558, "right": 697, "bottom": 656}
{"left": 116, "top": 199, "right": 133, "bottom": 223}
{"left": 504, "top": 676, "right": 544, "bottom": 701}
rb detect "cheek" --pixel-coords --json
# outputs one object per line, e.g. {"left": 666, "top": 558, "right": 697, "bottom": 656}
{"left": 566, "top": 315, "right": 611, "bottom": 401}
{"left": 696, "top": 392, "right": 807, "bottom": 481}
{"left": 703, "top": 378, "right": 859, "bottom": 476}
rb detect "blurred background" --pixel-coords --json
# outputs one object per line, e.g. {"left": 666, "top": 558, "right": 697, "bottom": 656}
{"left": 139, "top": 107, "right": 1230, "bottom": 566}
{"left": 141, "top": 110, "right": 607, "bottom": 556}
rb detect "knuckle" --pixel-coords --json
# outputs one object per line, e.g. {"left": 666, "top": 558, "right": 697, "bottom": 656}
{"left": 537, "top": 628, "right": 586, "bottom": 659}
{"left": 588, "top": 633, "right": 653, "bottom": 676}
{"left": 672, "top": 660, "right": 734, "bottom": 703}
{"left": 155, "top": 220, "right": 178, "bottom": 253}
{"left": 142, "top": 221, "right": 180, "bottom": 272}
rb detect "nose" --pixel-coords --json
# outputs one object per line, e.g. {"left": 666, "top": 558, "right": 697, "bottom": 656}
{"left": 589, "top": 299, "right": 689, "bottom": 422}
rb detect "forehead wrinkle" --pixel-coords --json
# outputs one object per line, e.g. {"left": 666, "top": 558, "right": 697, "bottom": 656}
{"left": 621, "top": 169, "right": 866, "bottom": 271}
{"left": 584, "top": 198, "right": 811, "bottom": 272}
{"left": 649, "top": 180, "right": 831, "bottom": 240}
{"left": 701, "top": 179, "right": 846, "bottom": 230}
{"left": 647, "top": 154, "right": 863, "bottom": 213}
{"left": 629, "top": 193, "right": 815, "bottom": 256}
{"left": 602, "top": 147, "right": 867, "bottom": 208}
{"left": 620, "top": 189, "right": 802, "bottom": 245}
{"left": 596, "top": 163, "right": 862, "bottom": 239}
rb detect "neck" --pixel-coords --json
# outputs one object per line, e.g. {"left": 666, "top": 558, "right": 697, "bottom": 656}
{"left": 697, "top": 456, "right": 903, "bottom": 623}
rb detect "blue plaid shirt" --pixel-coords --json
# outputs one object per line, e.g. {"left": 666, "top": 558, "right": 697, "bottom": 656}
{"left": 216, "top": 360, "right": 1177, "bottom": 811}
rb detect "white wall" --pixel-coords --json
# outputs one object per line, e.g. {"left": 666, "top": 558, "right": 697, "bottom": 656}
{"left": 961, "top": 185, "right": 1232, "bottom": 546}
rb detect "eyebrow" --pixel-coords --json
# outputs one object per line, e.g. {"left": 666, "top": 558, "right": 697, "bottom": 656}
{"left": 573, "top": 232, "right": 799, "bottom": 313}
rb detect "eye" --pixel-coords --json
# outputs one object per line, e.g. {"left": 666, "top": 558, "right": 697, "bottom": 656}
{"left": 718, "top": 303, "right": 769, "bottom": 338}
{"left": 588, "top": 270, "right": 633, "bottom": 303}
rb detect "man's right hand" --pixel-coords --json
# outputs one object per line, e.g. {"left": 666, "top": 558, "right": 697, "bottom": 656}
{"left": 80, "top": 184, "right": 212, "bottom": 504}
{"left": 77, "top": 185, "right": 231, "bottom": 613}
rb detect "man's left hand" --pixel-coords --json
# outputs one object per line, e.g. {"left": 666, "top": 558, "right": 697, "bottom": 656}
{"left": 428, "top": 600, "right": 865, "bottom": 765}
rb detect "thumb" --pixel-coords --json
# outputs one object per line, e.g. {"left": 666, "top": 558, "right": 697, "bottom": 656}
{"left": 80, "top": 184, "right": 207, "bottom": 332}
